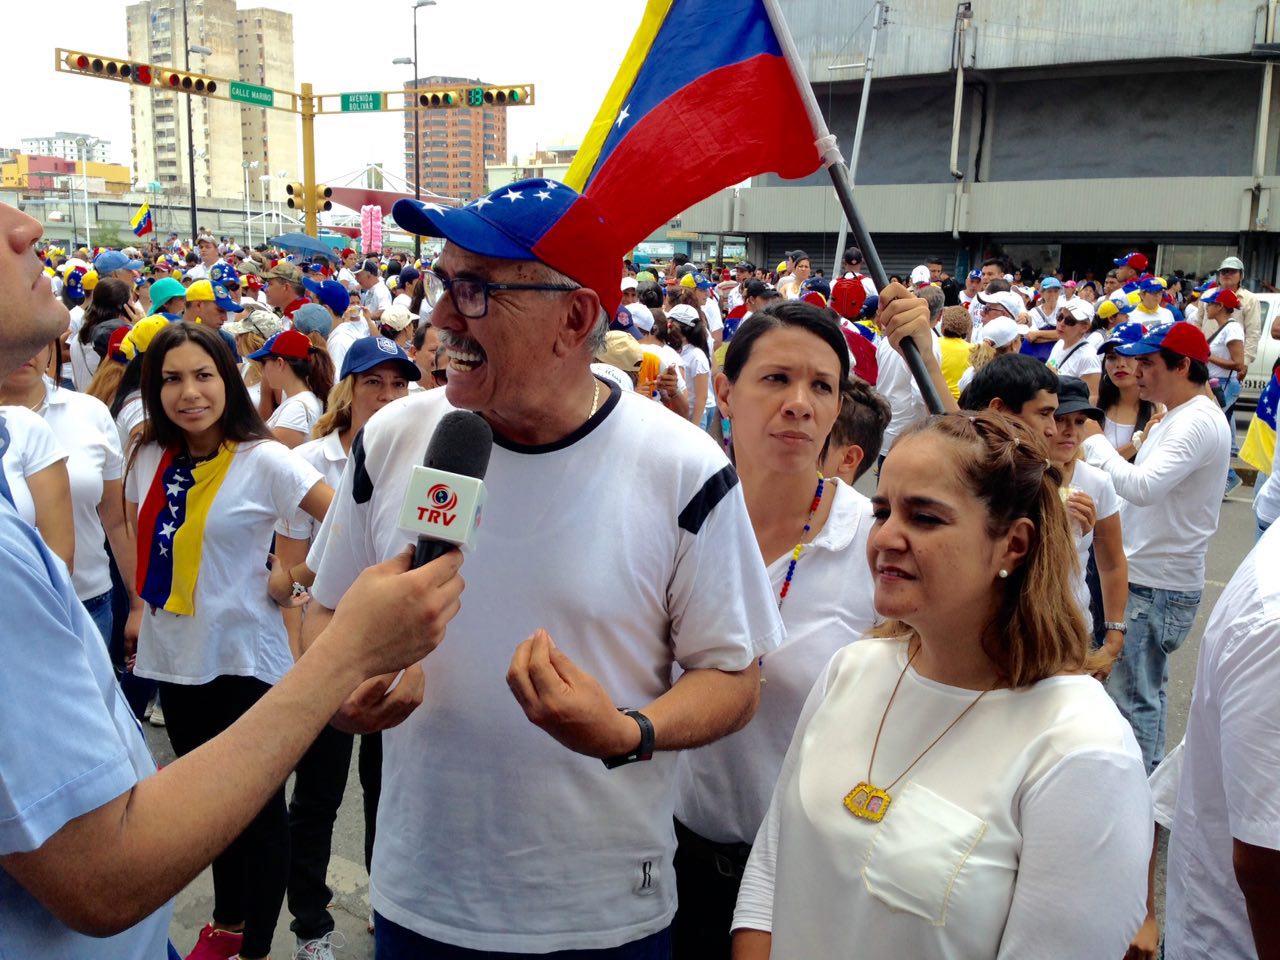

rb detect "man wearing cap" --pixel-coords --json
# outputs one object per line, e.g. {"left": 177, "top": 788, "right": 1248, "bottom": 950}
{"left": 969, "top": 288, "right": 1026, "bottom": 344}
{"left": 263, "top": 262, "right": 311, "bottom": 319}
{"left": 93, "top": 251, "right": 143, "bottom": 294}
{"left": 958, "top": 269, "right": 982, "bottom": 311}
{"left": 315, "top": 278, "right": 369, "bottom": 375}
{"left": 184, "top": 233, "right": 223, "bottom": 281}
{"left": 680, "top": 272, "right": 723, "bottom": 349}
{"left": 1113, "top": 252, "right": 1149, "bottom": 288}
{"left": 301, "top": 178, "right": 805, "bottom": 957}
{"left": 1020, "top": 277, "right": 1064, "bottom": 360}
{"left": 1081, "top": 322, "right": 1231, "bottom": 774}
{"left": 1203, "top": 256, "right": 1262, "bottom": 367}
{"left": 1134, "top": 277, "right": 1175, "bottom": 327}
{"left": 147, "top": 277, "right": 187, "bottom": 322}
{"left": 355, "top": 259, "right": 393, "bottom": 325}
{"left": 184, "top": 280, "right": 244, "bottom": 330}
{"left": 394, "top": 266, "right": 421, "bottom": 312}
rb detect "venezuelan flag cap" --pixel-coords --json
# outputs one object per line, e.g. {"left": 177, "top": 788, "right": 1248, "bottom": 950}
{"left": 392, "top": 178, "right": 625, "bottom": 318}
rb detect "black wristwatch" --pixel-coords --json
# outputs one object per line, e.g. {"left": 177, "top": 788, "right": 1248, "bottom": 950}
{"left": 603, "top": 709, "right": 655, "bottom": 769}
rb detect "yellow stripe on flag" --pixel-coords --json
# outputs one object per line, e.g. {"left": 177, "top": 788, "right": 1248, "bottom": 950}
{"left": 130, "top": 203, "right": 150, "bottom": 231}
{"left": 564, "top": 0, "right": 674, "bottom": 191}
{"left": 166, "top": 443, "right": 237, "bottom": 615}
{"left": 1241, "top": 417, "right": 1276, "bottom": 475}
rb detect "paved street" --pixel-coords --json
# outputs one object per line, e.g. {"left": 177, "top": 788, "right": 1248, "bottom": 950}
{"left": 151, "top": 444, "right": 1265, "bottom": 960}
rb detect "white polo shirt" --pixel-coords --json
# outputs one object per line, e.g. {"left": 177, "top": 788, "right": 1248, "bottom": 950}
{"left": 876, "top": 332, "right": 943, "bottom": 454}
{"left": 307, "top": 381, "right": 782, "bottom": 952}
{"left": 1166, "top": 529, "right": 1280, "bottom": 958}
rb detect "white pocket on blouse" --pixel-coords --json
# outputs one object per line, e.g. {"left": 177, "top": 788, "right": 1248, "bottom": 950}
{"left": 860, "top": 782, "right": 987, "bottom": 926}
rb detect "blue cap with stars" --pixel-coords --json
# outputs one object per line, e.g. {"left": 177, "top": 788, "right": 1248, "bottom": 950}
{"left": 391, "top": 177, "right": 626, "bottom": 317}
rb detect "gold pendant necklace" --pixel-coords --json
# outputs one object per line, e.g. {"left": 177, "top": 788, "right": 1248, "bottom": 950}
{"left": 843, "top": 646, "right": 994, "bottom": 823}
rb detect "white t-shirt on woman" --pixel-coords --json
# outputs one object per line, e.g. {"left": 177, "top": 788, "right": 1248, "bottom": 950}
{"left": 680, "top": 343, "right": 712, "bottom": 418}
{"left": 1047, "top": 337, "right": 1102, "bottom": 379}
{"left": 276, "top": 430, "right": 347, "bottom": 542}
{"left": 1205, "top": 320, "right": 1244, "bottom": 381}
{"left": 38, "top": 383, "right": 125, "bottom": 600}
{"left": 267, "top": 390, "right": 323, "bottom": 437}
{"left": 1062, "top": 459, "right": 1120, "bottom": 617}
{"left": 0, "top": 405, "right": 66, "bottom": 527}
{"left": 735, "top": 637, "right": 1152, "bottom": 958}
{"left": 125, "top": 439, "right": 322, "bottom": 686}
{"left": 676, "top": 479, "right": 878, "bottom": 844}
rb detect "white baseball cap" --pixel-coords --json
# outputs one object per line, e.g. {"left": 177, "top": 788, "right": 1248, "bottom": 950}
{"left": 979, "top": 315, "right": 1029, "bottom": 349}
{"left": 624, "top": 302, "right": 654, "bottom": 332}
{"left": 620, "top": 277, "right": 638, "bottom": 292}
{"left": 910, "top": 265, "right": 931, "bottom": 286}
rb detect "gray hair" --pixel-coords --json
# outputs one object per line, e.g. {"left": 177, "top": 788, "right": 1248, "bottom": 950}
{"left": 531, "top": 262, "right": 608, "bottom": 354}
{"left": 917, "top": 284, "right": 945, "bottom": 322}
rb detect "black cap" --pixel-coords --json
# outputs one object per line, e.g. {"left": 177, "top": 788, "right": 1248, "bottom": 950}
{"left": 1054, "top": 377, "right": 1104, "bottom": 422}
{"left": 744, "top": 279, "right": 768, "bottom": 298}
{"left": 358, "top": 259, "right": 380, "bottom": 275}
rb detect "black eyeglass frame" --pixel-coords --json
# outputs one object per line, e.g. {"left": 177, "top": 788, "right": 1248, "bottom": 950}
{"left": 422, "top": 269, "right": 580, "bottom": 319}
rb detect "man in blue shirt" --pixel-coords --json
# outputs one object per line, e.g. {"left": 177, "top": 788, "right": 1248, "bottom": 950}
{"left": 0, "top": 201, "right": 466, "bottom": 958}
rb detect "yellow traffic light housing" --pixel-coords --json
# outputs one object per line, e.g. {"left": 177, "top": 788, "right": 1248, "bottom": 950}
{"left": 61, "top": 50, "right": 154, "bottom": 86}
{"left": 285, "top": 182, "right": 306, "bottom": 210}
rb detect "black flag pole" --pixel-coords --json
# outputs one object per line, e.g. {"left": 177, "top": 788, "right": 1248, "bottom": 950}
{"left": 826, "top": 161, "right": 947, "bottom": 415}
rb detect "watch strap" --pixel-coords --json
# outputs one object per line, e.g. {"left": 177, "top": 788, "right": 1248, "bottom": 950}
{"left": 1103, "top": 621, "right": 1128, "bottom": 634}
{"left": 603, "top": 710, "right": 655, "bottom": 769}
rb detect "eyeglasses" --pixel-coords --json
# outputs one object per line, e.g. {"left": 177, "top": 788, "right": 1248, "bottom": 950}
{"left": 980, "top": 304, "right": 1008, "bottom": 315}
{"left": 430, "top": 367, "right": 448, "bottom": 385}
{"left": 423, "top": 269, "right": 580, "bottom": 319}
{"left": 1057, "top": 315, "right": 1084, "bottom": 326}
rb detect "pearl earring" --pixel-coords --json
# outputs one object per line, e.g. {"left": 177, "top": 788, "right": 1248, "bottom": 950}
{"left": 998, "top": 569, "right": 1009, "bottom": 579}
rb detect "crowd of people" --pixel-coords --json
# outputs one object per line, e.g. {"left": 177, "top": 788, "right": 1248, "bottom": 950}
{"left": 2, "top": 177, "right": 1278, "bottom": 960}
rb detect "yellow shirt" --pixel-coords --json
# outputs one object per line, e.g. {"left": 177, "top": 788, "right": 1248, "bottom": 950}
{"left": 939, "top": 336, "right": 971, "bottom": 399}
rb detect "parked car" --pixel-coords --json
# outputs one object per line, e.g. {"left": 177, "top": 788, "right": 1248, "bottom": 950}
{"left": 1240, "top": 292, "right": 1280, "bottom": 408}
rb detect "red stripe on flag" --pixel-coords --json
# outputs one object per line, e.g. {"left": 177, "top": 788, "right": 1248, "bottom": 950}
{"left": 134, "top": 446, "right": 174, "bottom": 595}
{"left": 581, "top": 52, "right": 821, "bottom": 252}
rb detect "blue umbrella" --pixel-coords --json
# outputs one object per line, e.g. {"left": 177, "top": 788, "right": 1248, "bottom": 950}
{"left": 268, "top": 232, "right": 339, "bottom": 263}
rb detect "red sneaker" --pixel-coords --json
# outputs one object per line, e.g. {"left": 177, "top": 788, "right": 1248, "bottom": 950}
{"left": 185, "top": 923, "right": 244, "bottom": 960}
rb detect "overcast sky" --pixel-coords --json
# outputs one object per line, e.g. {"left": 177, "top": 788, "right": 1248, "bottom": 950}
{"left": 5, "top": 0, "right": 647, "bottom": 187}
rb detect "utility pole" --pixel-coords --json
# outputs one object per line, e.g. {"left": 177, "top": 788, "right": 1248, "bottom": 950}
{"left": 300, "top": 82, "right": 317, "bottom": 238}
{"left": 182, "top": 0, "right": 198, "bottom": 243}
{"left": 832, "top": 1, "right": 887, "bottom": 275}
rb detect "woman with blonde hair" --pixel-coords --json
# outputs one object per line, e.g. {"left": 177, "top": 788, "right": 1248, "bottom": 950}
{"left": 733, "top": 411, "right": 1151, "bottom": 959}
{"left": 957, "top": 315, "right": 1025, "bottom": 394}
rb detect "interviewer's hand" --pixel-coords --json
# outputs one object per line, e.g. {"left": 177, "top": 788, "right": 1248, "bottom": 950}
{"left": 1124, "top": 913, "right": 1159, "bottom": 960}
{"left": 322, "top": 546, "right": 464, "bottom": 681}
{"left": 507, "top": 630, "right": 638, "bottom": 758}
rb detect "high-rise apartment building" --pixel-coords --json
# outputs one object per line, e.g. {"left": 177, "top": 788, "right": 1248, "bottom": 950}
{"left": 402, "top": 76, "right": 507, "bottom": 203}
{"left": 125, "top": 1, "right": 297, "bottom": 202}
{"left": 20, "top": 133, "right": 112, "bottom": 164}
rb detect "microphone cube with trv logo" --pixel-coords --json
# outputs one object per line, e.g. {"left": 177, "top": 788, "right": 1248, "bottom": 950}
{"left": 399, "top": 468, "right": 486, "bottom": 551}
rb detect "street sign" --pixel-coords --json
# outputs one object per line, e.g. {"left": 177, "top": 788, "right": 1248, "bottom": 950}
{"left": 230, "top": 81, "right": 274, "bottom": 107}
{"left": 341, "top": 91, "right": 383, "bottom": 112}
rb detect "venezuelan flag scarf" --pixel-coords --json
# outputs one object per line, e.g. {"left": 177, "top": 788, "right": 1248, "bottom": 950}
{"left": 136, "top": 443, "right": 238, "bottom": 615}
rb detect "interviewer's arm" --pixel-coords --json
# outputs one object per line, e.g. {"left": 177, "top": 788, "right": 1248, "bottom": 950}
{"left": 1, "top": 548, "right": 462, "bottom": 938}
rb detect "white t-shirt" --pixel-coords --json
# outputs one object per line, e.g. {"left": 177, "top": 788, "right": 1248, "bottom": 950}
{"left": 326, "top": 319, "right": 369, "bottom": 376}
{"left": 69, "top": 335, "right": 100, "bottom": 392}
{"left": 1166, "top": 529, "right": 1280, "bottom": 959}
{"left": 1205, "top": 319, "right": 1244, "bottom": 380}
{"left": 676, "top": 480, "right": 878, "bottom": 844}
{"left": 337, "top": 266, "right": 359, "bottom": 292}
{"left": 276, "top": 430, "right": 347, "bottom": 542}
{"left": 361, "top": 279, "right": 393, "bottom": 317}
{"left": 1134, "top": 305, "right": 1175, "bottom": 328}
{"left": 1103, "top": 416, "right": 1137, "bottom": 452}
{"left": 0, "top": 405, "right": 66, "bottom": 527}
{"left": 0, "top": 498, "right": 172, "bottom": 960}
{"left": 1047, "top": 337, "right": 1102, "bottom": 380}
{"left": 1083, "top": 395, "right": 1231, "bottom": 591}
{"left": 702, "top": 295, "right": 723, "bottom": 339}
{"left": 267, "top": 390, "right": 323, "bottom": 438}
{"left": 1063, "top": 460, "right": 1119, "bottom": 616}
{"left": 307, "top": 382, "right": 783, "bottom": 952}
{"left": 680, "top": 343, "right": 712, "bottom": 419}
{"left": 125, "top": 439, "right": 322, "bottom": 686}
{"left": 115, "top": 394, "right": 146, "bottom": 455}
{"left": 590, "top": 362, "right": 635, "bottom": 393}
{"left": 640, "top": 344, "right": 686, "bottom": 394}
{"left": 735, "top": 637, "right": 1152, "bottom": 958}
{"left": 1255, "top": 430, "right": 1280, "bottom": 526}
{"left": 877, "top": 332, "right": 943, "bottom": 453}
{"left": 38, "top": 384, "right": 125, "bottom": 600}
{"left": 392, "top": 292, "right": 413, "bottom": 311}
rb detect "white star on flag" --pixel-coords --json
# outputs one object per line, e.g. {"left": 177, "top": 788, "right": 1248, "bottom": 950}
{"left": 158, "top": 543, "right": 169, "bottom": 557}
{"left": 160, "top": 522, "right": 176, "bottom": 539}
{"left": 616, "top": 104, "right": 631, "bottom": 128}
{"left": 473, "top": 194, "right": 494, "bottom": 210}
{"left": 166, "top": 480, "right": 183, "bottom": 497}
{"left": 535, "top": 190, "right": 552, "bottom": 201}
{"left": 502, "top": 190, "right": 523, "bottom": 203}
{"left": 169, "top": 503, "right": 179, "bottom": 516}
{"left": 544, "top": 180, "right": 558, "bottom": 189}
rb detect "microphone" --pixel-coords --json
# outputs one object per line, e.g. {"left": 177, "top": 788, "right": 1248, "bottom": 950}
{"left": 398, "top": 410, "right": 494, "bottom": 569}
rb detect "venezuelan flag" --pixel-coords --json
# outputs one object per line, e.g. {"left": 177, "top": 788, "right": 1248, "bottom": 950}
{"left": 136, "top": 444, "right": 237, "bottom": 615}
{"left": 1241, "top": 367, "right": 1278, "bottom": 475}
{"left": 130, "top": 203, "right": 154, "bottom": 237}
{"left": 565, "top": 0, "right": 835, "bottom": 250}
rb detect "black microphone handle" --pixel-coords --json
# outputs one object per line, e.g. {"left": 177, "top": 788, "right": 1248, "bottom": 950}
{"left": 413, "top": 536, "right": 457, "bottom": 570}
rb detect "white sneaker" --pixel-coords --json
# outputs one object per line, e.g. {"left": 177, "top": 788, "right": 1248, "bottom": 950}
{"left": 148, "top": 705, "right": 165, "bottom": 727}
{"left": 293, "top": 931, "right": 345, "bottom": 960}
{"left": 366, "top": 910, "right": 374, "bottom": 934}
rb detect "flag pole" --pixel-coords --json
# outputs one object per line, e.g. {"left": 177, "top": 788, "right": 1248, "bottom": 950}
{"left": 761, "top": 0, "right": 945, "bottom": 415}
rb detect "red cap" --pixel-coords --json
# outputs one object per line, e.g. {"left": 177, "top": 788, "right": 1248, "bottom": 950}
{"left": 1158, "top": 322, "right": 1210, "bottom": 364}
{"left": 107, "top": 325, "right": 130, "bottom": 361}
{"left": 262, "top": 329, "right": 312, "bottom": 360}
{"left": 1207, "top": 288, "right": 1241, "bottom": 311}
{"left": 340, "top": 247, "right": 355, "bottom": 258}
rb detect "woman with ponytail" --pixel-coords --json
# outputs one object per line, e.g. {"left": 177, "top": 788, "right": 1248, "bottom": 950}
{"left": 248, "top": 329, "right": 334, "bottom": 448}
{"left": 733, "top": 411, "right": 1152, "bottom": 960}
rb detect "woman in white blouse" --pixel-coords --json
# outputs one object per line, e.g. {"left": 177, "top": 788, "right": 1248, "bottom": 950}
{"left": 732, "top": 412, "right": 1152, "bottom": 959}
{"left": 1047, "top": 300, "right": 1102, "bottom": 401}
{"left": 673, "top": 303, "right": 886, "bottom": 958}
{"left": 250, "top": 329, "right": 334, "bottom": 448}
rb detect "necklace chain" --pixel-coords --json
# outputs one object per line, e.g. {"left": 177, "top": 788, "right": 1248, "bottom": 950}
{"left": 865, "top": 646, "right": 995, "bottom": 796}
{"left": 588, "top": 379, "right": 601, "bottom": 419}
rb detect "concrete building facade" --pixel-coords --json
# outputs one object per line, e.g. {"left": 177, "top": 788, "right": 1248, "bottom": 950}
{"left": 665, "top": 0, "right": 1280, "bottom": 287}
{"left": 402, "top": 76, "right": 507, "bottom": 203}
{"left": 486, "top": 146, "right": 576, "bottom": 193}
{"left": 125, "top": 0, "right": 297, "bottom": 204}
{"left": 20, "top": 133, "right": 112, "bottom": 164}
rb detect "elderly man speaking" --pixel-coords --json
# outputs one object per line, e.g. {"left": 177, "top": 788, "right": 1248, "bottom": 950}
{"left": 303, "top": 179, "right": 782, "bottom": 958}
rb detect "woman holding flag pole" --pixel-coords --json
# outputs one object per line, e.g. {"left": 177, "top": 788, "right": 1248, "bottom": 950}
{"left": 123, "top": 322, "right": 333, "bottom": 960}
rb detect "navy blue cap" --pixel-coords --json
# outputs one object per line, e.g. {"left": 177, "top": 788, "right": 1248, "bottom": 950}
{"left": 338, "top": 335, "right": 421, "bottom": 382}
{"left": 1096, "top": 321, "right": 1147, "bottom": 354}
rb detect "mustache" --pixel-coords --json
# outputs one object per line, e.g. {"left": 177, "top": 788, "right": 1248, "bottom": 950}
{"left": 439, "top": 329, "right": 484, "bottom": 353}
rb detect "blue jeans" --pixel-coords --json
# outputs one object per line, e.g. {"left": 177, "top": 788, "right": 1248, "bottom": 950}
{"left": 81, "top": 589, "right": 113, "bottom": 645}
{"left": 1106, "top": 583, "right": 1202, "bottom": 774}
{"left": 374, "top": 915, "right": 671, "bottom": 959}
{"left": 1222, "top": 377, "right": 1242, "bottom": 487}
{"left": 1258, "top": 512, "right": 1273, "bottom": 543}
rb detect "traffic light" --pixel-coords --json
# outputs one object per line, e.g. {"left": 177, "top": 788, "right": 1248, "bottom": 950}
{"left": 286, "top": 182, "right": 332, "bottom": 216}
{"left": 61, "top": 51, "right": 154, "bottom": 86}
{"left": 162, "top": 69, "right": 219, "bottom": 96}
{"left": 416, "top": 89, "right": 459, "bottom": 108}
{"left": 286, "top": 182, "right": 305, "bottom": 210}
{"left": 314, "top": 184, "right": 333, "bottom": 213}
{"left": 464, "top": 85, "right": 535, "bottom": 107}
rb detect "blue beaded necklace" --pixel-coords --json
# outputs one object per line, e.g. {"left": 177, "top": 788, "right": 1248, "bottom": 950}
{"left": 760, "top": 472, "right": 826, "bottom": 681}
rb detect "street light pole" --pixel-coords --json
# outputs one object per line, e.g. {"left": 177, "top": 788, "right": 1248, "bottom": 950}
{"left": 75, "top": 136, "right": 97, "bottom": 250}
{"left": 412, "top": 0, "right": 436, "bottom": 262}
{"left": 242, "top": 160, "right": 258, "bottom": 247}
